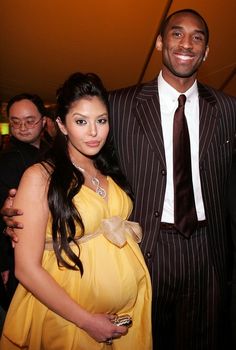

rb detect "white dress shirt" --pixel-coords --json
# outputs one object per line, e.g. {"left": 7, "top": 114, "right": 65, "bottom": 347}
{"left": 158, "top": 72, "right": 206, "bottom": 223}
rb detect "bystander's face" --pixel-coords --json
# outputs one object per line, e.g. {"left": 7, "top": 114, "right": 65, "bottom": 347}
{"left": 156, "top": 12, "right": 209, "bottom": 82}
{"left": 9, "top": 99, "right": 46, "bottom": 147}
{"left": 57, "top": 96, "right": 109, "bottom": 162}
{"left": 46, "top": 117, "right": 57, "bottom": 138}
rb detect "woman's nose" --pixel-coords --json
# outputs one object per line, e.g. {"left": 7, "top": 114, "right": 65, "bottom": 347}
{"left": 89, "top": 123, "right": 97, "bottom": 136}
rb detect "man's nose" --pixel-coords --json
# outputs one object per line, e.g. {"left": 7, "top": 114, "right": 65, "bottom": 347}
{"left": 19, "top": 121, "right": 27, "bottom": 130}
{"left": 180, "top": 35, "right": 193, "bottom": 49}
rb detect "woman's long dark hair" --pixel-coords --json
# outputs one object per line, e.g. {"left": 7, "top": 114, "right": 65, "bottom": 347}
{"left": 44, "top": 72, "right": 133, "bottom": 275}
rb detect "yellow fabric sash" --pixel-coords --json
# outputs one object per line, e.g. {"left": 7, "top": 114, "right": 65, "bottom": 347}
{"left": 44, "top": 216, "right": 142, "bottom": 250}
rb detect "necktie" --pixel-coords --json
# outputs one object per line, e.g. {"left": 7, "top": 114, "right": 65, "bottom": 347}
{"left": 173, "top": 94, "right": 198, "bottom": 237}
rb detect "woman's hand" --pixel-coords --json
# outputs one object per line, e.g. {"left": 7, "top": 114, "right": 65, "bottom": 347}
{"left": 80, "top": 313, "right": 128, "bottom": 343}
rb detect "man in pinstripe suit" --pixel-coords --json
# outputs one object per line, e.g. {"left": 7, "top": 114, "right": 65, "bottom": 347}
{"left": 228, "top": 137, "right": 236, "bottom": 347}
{"left": 1, "top": 8, "right": 236, "bottom": 350}
{"left": 109, "top": 9, "right": 236, "bottom": 350}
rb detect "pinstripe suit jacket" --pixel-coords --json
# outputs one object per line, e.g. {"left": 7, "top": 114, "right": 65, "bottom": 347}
{"left": 109, "top": 78, "right": 236, "bottom": 285}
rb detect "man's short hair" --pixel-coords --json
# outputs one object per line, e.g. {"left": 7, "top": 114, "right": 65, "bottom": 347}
{"left": 7, "top": 93, "right": 46, "bottom": 117}
{"left": 159, "top": 8, "right": 209, "bottom": 45}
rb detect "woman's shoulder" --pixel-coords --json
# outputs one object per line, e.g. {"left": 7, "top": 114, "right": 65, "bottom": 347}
{"left": 21, "top": 162, "right": 52, "bottom": 187}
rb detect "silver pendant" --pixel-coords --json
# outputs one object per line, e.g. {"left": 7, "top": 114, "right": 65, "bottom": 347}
{"left": 72, "top": 161, "right": 107, "bottom": 198}
{"left": 92, "top": 177, "right": 106, "bottom": 198}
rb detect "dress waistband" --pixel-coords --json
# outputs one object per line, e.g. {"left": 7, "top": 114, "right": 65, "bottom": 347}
{"left": 44, "top": 216, "right": 142, "bottom": 251}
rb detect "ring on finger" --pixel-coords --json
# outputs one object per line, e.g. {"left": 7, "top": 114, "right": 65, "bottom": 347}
{"left": 105, "top": 338, "right": 113, "bottom": 345}
{"left": 3, "top": 228, "right": 7, "bottom": 236}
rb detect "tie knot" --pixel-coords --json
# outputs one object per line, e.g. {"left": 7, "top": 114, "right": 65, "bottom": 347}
{"left": 178, "top": 94, "right": 186, "bottom": 107}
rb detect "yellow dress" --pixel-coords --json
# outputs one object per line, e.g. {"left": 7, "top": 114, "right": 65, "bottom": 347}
{"left": 0, "top": 177, "right": 152, "bottom": 350}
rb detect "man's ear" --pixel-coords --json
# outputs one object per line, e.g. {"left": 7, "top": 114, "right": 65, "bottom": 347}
{"left": 56, "top": 117, "right": 67, "bottom": 135}
{"left": 203, "top": 46, "right": 209, "bottom": 62}
{"left": 156, "top": 35, "right": 163, "bottom": 52}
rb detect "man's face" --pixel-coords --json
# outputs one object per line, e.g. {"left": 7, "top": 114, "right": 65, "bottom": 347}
{"left": 156, "top": 12, "right": 209, "bottom": 79}
{"left": 9, "top": 99, "right": 46, "bottom": 147}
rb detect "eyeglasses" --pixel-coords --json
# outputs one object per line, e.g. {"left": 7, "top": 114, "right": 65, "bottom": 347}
{"left": 9, "top": 118, "right": 42, "bottom": 129}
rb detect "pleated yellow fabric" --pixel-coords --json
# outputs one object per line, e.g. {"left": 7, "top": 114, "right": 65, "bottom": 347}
{"left": 0, "top": 177, "right": 152, "bottom": 350}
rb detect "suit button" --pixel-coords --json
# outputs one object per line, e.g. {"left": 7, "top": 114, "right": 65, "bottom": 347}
{"left": 161, "top": 169, "right": 166, "bottom": 175}
{"left": 146, "top": 252, "right": 152, "bottom": 259}
{"left": 154, "top": 211, "right": 159, "bottom": 217}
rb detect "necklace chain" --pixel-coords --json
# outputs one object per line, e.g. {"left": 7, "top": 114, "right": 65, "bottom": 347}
{"left": 72, "top": 161, "right": 107, "bottom": 198}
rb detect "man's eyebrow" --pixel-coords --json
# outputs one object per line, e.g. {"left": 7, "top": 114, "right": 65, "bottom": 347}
{"left": 170, "top": 25, "right": 183, "bottom": 30}
{"left": 10, "top": 115, "right": 37, "bottom": 119}
{"left": 170, "top": 25, "right": 206, "bottom": 36}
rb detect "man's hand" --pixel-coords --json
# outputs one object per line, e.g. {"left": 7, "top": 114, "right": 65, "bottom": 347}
{"left": 1, "top": 270, "right": 9, "bottom": 287}
{"left": 0, "top": 188, "right": 23, "bottom": 246}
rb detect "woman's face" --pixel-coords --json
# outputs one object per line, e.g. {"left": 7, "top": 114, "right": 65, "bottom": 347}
{"left": 57, "top": 96, "right": 109, "bottom": 160}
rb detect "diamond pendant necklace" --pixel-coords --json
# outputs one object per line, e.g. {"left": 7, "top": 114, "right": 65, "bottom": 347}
{"left": 72, "top": 161, "right": 107, "bottom": 198}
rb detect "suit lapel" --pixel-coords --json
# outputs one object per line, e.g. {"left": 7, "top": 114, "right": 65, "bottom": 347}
{"left": 134, "top": 79, "right": 166, "bottom": 167}
{"left": 198, "top": 83, "right": 218, "bottom": 162}
{"left": 132, "top": 80, "right": 218, "bottom": 167}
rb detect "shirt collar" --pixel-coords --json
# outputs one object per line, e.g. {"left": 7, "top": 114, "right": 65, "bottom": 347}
{"left": 158, "top": 71, "right": 198, "bottom": 103}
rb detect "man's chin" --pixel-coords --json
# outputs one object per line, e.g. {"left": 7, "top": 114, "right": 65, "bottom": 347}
{"left": 17, "top": 137, "right": 33, "bottom": 144}
{"left": 174, "top": 70, "right": 198, "bottom": 78}
{"left": 164, "top": 63, "right": 198, "bottom": 79}
{"left": 171, "top": 66, "right": 198, "bottom": 79}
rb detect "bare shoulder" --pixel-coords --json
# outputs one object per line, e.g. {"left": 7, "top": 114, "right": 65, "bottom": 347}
{"left": 17, "top": 162, "right": 53, "bottom": 200}
{"left": 21, "top": 162, "right": 52, "bottom": 186}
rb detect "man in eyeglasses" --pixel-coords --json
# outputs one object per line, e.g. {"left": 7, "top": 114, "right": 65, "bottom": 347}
{"left": 0, "top": 93, "right": 47, "bottom": 310}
